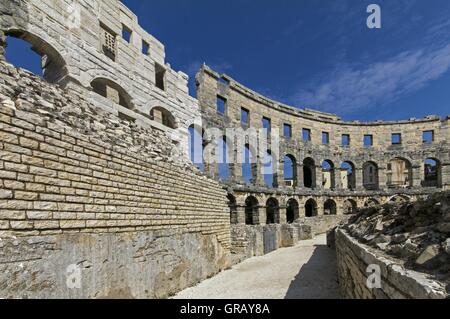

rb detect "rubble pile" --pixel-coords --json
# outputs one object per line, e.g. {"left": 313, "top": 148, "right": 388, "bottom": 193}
{"left": 345, "top": 192, "right": 450, "bottom": 285}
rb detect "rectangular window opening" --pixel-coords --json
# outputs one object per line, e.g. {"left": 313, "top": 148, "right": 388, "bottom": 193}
{"left": 303, "top": 128, "right": 311, "bottom": 142}
{"left": 262, "top": 117, "right": 271, "bottom": 134}
{"left": 364, "top": 134, "right": 373, "bottom": 146}
{"left": 342, "top": 134, "right": 350, "bottom": 146}
{"left": 217, "top": 96, "right": 227, "bottom": 114}
{"left": 284, "top": 124, "right": 292, "bottom": 139}
{"left": 155, "top": 63, "right": 166, "bottom": 91}
{"left": 392, "top": 133, "right": 402, "bottom": 145}
{"left": 142, "top": 40, "right": 150, "bottom": 55}
{"left": 241, "top": 108, "right": 250, "bottom": 125}
{"left": 423, "top": 130, "right": 434, "bottom": 144}
{"left": 122, "top": 25, "right": 132, "bottom": 43}
{"left": 322, "top": 132, "right": 329, "bottom": 145}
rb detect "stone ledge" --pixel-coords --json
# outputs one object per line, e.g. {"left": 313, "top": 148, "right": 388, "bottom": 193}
{"left": 335, "top": 228, "right": 447, "bottom": 299}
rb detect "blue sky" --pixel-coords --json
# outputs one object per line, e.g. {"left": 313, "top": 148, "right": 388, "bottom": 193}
{"left": 6, "top": 0, "right": 450, "bottom": 121}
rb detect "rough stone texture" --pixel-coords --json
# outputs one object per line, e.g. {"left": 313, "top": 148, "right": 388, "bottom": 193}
{"left": 335, "top": 228, "right": 447, "bottom": 299}
{"left": 344, "top": 192, "right": 450, "bottom": 283}
{"left": 0, "top": 61, "right": 230, "bottom": 298}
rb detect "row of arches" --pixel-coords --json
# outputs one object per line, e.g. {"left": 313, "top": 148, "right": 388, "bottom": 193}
{"left": 229, "top": 194, "right": 410, "bottom": 226}
{"left": 189, "top": 131, "right": 443, "bottom": 190}
{"left": 2, "top": 30, "right": 178, "bottom": 130}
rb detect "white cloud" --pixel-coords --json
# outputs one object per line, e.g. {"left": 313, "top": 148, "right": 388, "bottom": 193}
{"left": 292, "top": 43, "right": 450, "bottom": 114}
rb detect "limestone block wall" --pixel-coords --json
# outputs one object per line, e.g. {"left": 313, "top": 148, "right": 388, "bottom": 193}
{"left": 335, "top": 229, "right": 447, "bottom": 299}
{"left": 0, "top": 61, "right": 230, "bottom": 298}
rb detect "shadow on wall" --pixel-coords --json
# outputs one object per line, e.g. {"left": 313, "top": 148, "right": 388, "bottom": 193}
{"left": 284, "top": 244, "right": 341, "bottom": 299}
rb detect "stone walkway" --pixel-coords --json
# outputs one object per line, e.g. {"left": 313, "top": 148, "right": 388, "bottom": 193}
{"left": 173, "top": 234, "right": 341, "bottom": 299}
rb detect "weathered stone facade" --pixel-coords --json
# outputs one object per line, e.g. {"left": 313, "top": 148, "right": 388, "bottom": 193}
{"left": 1, "top": 0, "right": 449, "bottom": 299}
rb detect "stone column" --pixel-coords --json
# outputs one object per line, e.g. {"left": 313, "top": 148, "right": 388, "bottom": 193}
{"left": 334, "top": 169, "right": 343, "bottom": 190}
{"left": 0, "top": 30, "right": 6, "bottom": 61}
{"left": 276, "top": 159, "right": 284, "bottom": 189}
{"left": 279, "top": 206, "right": 287, "bottom": 224}
{"left": 378, "top": 166, "right": 387, "bottom": 190}
{"left": 258, "top": 206, "right": 266, "bottom": 225}
{"left": 442, "top": 163, "right": 450, "bottom": 190}
{"left": 315, "top": 165, "right": 323, "bottom": 190}
{"left": 296, "top": 164, "right": 304, "bottom": 189}
{"left": 411, "top": 164, "right": 422, "bottom": 188}
{"left": 355, "top": 167, "right": 364, "bottom": 190}
{"left": 236, "top": 206, "right": 246, "bottom": 224}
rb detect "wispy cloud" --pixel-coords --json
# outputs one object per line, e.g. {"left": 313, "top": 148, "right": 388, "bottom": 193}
{"left": 291, "top": 42, "right": 450, "bottom": 114}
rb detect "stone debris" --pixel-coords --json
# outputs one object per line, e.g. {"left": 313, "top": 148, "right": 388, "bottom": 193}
{"left": 345, "top": 192, "right": 450, "bottom": 287}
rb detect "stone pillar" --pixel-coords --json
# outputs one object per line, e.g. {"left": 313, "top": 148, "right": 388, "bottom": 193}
{"left": 442, "top": 163, "right": 450, "bottom": 190}
{"left": 279, "top": 206, "right": 287, "bottom": 224}
{"left": 257, "top": 206, "right": 266, "bottom": 225}
{"left": 253, "top": 157, "right": 265, "bottom": 187}
{"left": 378, "top": 166, "right": 387, "bottom": 190}
{"left": 315, "top": 165, "right": 323, "bottom": 190}
{"left": 355, "top": 167, "right": 364, "bottom": 190}
{"left": 236, "top": 206, "right": 246, "bottom": 224}
{"left": 334, "top": 169, "right": 343, "bottom": 190}
{"left": 276, "top": 159, "right": 284, "bottom": 189}
{"left": 412, "top": 164, "right": 422, "bottom": 188}
{"left": 0, "top": 30, "right": 6, "bottom": 61}
{"left": 296, "top": 164, "right": 304, "bottom": 189}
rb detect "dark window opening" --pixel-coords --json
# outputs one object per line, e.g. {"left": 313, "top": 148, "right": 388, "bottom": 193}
{"left": 100, "top": 23, "right": 117, "bottom": 61}
{"left": 305, "top": 199, "right": 317, "bottom": 217}
{"left": 286, "top": 199, "right": 299, "bottom": 224}
{"left": 155, "top": 63, "right": 166, "bottom": 91}
{"left": 142, "top": 40, "right": 150, "bottom": 55}
{"left": 241, "top": 107, "right": 249, "bottom": 125}
{"left": 262, "top": 117, "right": 271, "bottom": 135}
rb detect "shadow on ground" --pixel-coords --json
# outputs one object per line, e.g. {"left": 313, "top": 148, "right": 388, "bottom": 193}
{"left": 284, "top": 244, "right": 341, "bottom": 299}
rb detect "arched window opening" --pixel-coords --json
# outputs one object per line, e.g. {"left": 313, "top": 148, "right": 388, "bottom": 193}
{"left": 284, "top": 155, "right": 297, "bottom": 188}
{"left": 245, "top": 196, "right": 259, "bottom": 225}
{"left": 343, "top": 199, "right": 357, "bottom": 215}
{"left": 305, "top": 199, "right": 318, "bottom": 217}
{"left": 324, "top": 199, "right": 337, "bottom": 215}
{"left": 243, "top": 144, "right": 256, "bottom": 185}
{"left": 4, "top": 31, "right": 68, "bottom": 84}
{"left": 387, "top": 158, "right": 412, "bottom": 188}
{"left": 91, "top": 78, "right": 133, "bottom": 110}
{"left": 266, "top": 198, "right": 279, "bottom": 224}
{"left": 341, "top": 162, "right": 355, "bottom": 190}
{"left": 218, "top": 137, "right": 231, "bottom": 181}
{"left": 188, "top": 125, "right": 204, "bottom": 172}
{"left": 363, "top": 161, "right": 379, "bottom": 190}
{"left": 263, "top": 150, "right": 274, "bottom": 188}
{"left": 228, "top": 194, "right": 238, "bottom": 224}
{"left": 423, "top": 158, "right": 441, "bottom": 188}
{"left": 303, "top": 158, "right": 316, "bottom": 189}
{"left": 286, "top": 199, "right": 299, "bottom": 224}
{"left": 150, "top": 107, "right": 176, "bottom": 129}
{"left": 321, "top": 160, "right": 335, "bottom": 190}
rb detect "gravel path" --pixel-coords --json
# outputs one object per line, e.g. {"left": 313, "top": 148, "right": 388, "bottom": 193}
{"left": 173, "top": 234, "right": 341, "bottom": 299}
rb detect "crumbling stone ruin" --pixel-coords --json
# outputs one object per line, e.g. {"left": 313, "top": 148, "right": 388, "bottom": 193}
{"left": 0, "top": 0, "right": 449, "bottom": 299}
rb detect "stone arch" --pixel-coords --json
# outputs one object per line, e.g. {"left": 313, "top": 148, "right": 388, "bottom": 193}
{"left": 266, "top": 198, "right": 280, "bottom": 224}
{"left": 321, "top": 160, "right": 335, "bottom": 190}
{"left": 303, "top": 157, "right": 316, "bottom": 189}
{"left": 305, "top": 198, "right": 318, "bottom": 217}
{"left": 388, "top": 195, "right": 411, "bottom": 204}
{"left": 245, "top": 196, "right": 259, "bottom": 225}
{"left": 3, "top": 29, "right": 69, "bottom": 84}
{"left": 387, "top": 157, "right": 412, "bottom": 188}
{"left": 286, "top": 198, "right": 300, "bottom": 223}
{"left": 228, "top": 194, "right": 238, "bottom": 224}
{"left": 340, "top": 161, "right": 356, "bottom": 190}
{"left": 324, "top": 199, "right": 337, "bottom": 215}
{"left": 343, "top": 199, "right": 358, "bottom": 215}
{"left": 423, "top": 157, "right": 442, "bottom": 188}
{"left": 363, "top": 161, "right": 379, "bottom": 190}
{"left": 91, "top": 77, "right": 134, "bottom": 110}
{"left": 150, "top": 106, "right": 177, "bottom": 129}
{"left": 283, "top": 154, "right": 297, "bottom": 188}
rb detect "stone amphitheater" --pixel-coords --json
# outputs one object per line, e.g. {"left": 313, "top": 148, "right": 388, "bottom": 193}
{"left": 0, "top": 0, "right": 448, "bottom": 299}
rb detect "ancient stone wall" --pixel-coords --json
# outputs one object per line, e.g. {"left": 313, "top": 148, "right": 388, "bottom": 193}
{"left": 335, "top": 229, "right": 447, "bottom": 299}
{"left": 0, "top": 61, "right": 230, "bottom": 298}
